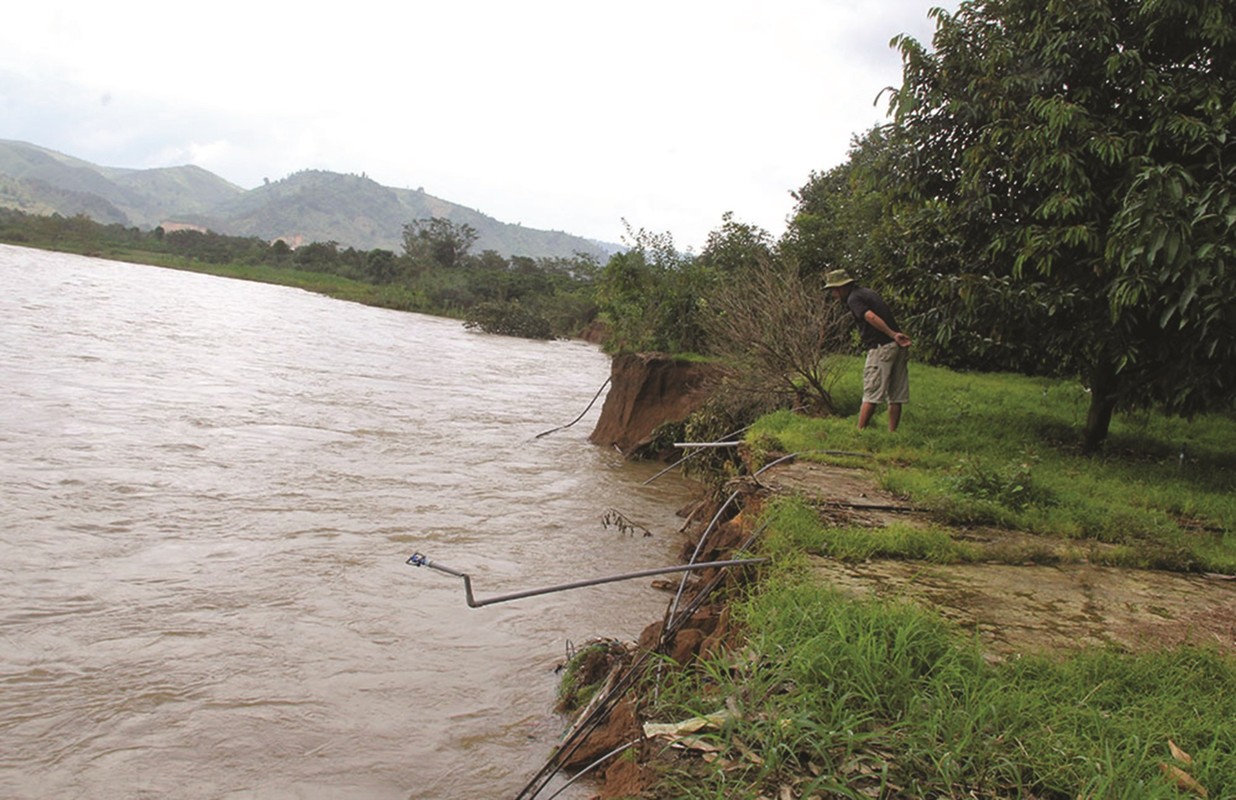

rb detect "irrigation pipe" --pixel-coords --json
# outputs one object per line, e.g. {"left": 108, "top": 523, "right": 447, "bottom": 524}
{"left": 513, "top": 533, "right": 766, "bottom": 799}
{"left": 534, "top": 377, "right": 610, "bottom": 439}
{"left": 539, "top": 738, "right": 642, "bottom": 800}
{"left": 406, "top": 554, "right": 766, "bottom": 608}
{"left": 663, "top": 451, "right": 804, "bottom": 635}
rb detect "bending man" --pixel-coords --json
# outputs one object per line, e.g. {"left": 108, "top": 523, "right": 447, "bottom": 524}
{"left": 823, "top": 269, "right": 912, "bottom": 431}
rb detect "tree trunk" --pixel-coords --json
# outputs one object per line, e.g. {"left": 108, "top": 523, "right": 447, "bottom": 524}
{"left": 1082, "top": 359, "right": 1119, "bottom": 455}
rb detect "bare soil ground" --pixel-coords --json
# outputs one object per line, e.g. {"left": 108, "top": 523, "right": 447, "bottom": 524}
{"left": 760, "top": 460, "right": 1236, "bottom": 660}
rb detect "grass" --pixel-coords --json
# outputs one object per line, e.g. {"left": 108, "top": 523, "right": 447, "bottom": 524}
{"left": 634, "top": 359, "right": 1236, "bottom": 798}
{"left": 748, "top": 357, "right": 1236, "bottom": 574}
{"left": 643, "top": 562, "right": 1236, "bottom": 799}
{"left": 759, "top": 497, "right": 983, "bottom": 565}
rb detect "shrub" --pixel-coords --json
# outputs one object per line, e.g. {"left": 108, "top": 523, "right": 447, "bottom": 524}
{"left": 463, "top": 301, "right": 553, "bottom": 339}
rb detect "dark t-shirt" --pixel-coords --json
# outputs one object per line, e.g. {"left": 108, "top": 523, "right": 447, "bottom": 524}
{"left": 846, "top": 286, "right": 901, "bottom": 349}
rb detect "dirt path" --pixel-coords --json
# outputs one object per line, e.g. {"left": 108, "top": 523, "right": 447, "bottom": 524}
{"left": 761, "top": 461, "right": 1236, "bottom": 659}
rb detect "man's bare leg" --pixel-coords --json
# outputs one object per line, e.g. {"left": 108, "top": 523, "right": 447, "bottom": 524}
{"left": 888, "top": 403, "right": 902, "bottom": 432}
{"left": 858, "top": 402, "right": 878, "bottom": 429}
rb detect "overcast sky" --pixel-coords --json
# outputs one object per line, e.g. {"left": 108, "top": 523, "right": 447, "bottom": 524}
{"left": 1, "top": 1, "right": 953, "bottom": 250}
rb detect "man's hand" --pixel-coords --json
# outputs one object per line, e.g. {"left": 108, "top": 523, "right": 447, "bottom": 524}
{"left": 864, "top": 309, "right": 912, "bottom": 347}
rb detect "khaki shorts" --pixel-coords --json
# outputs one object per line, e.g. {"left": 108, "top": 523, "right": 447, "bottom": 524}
{"left": 863, "top": 342, "right": 910, "bottom": 404}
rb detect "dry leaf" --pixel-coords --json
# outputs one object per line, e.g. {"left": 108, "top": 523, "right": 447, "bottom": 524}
{"left": 670, "top": 734, "right": 722, "bottom": 753}
{"left": 1159, "top": 763, "right": 1208, "bottom": 798}
{"left": 779, "top": 785, "right": 795, "bottom": 800}
{"left": 642, "top": 709, "right": 732, "bottom": 738}
{"left": 1169, "top": 739, "right": 1194, "bottom": 765}
{"left": 725, "top": 695, "right": 744, "bottom": 720}
{"left": 732, "top": 736, "right": 765, "bottom": 766}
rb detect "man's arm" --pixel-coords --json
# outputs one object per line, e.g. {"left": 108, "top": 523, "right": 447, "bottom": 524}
{"left": 863, "top": 310, "right": 912, "bottom": 347}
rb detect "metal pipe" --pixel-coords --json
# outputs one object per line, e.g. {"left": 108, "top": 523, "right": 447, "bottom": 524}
{"left": 665, "top": 450, "right": 802, "bottom": 629}
{"left": 540, "top": 738, "right": 642, "bottom": 800}
{"left": 405, "top": 552, "right": 766, "bottom": 608}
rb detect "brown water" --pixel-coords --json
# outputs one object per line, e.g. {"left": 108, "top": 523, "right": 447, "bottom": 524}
{"left": 0, "top": 244, "right": 695, "bottom": 799}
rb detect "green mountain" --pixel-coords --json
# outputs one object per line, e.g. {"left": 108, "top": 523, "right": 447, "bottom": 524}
{"left": 0, "top": 140, "right": 616, "bottom": 260}
{"left": 0, "top": 140, "right": 244, "bottom": 226}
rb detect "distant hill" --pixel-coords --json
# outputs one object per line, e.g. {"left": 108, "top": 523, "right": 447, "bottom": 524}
{"left": 0, "top": 139, "right": 618, "bottom": 260}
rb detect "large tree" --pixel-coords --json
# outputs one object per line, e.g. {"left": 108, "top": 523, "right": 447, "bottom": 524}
{"left": 401, "top": 217, "right": 478, "bottom": 271}
{"left": 782, "top": 127, "right": 906, "bottom": 281}
{"left": 594, "top": 224, "right": 713, "bottom": 354}
{"left": 885, "top": 0, "right": 1235, "bottom": 452}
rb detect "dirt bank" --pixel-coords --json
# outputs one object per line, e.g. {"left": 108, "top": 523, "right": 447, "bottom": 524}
{"left": 588, "top": 352, "right": 719, "bottom": 457}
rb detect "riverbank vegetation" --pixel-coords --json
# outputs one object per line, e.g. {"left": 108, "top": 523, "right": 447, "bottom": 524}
{"left": 645, "top": 571, "right": 1236, "bottom": 798}
{"left": 750, "top": 357, "right": 1236, "bottom": 574}
{"left": 629, "top": 358, "right": 1236, "bottom": 798}
{"left": 600, "top": 0, "right": 1236, "bottom": 456}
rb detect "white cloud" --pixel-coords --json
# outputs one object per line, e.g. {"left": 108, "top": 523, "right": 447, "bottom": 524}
{"left": 0, "top": 0, "right": 955, "bottom": 248}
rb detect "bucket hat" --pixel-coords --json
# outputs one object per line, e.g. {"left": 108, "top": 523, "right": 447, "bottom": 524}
{"left": 823, "top": 268, "right": 856, "bottom": 289}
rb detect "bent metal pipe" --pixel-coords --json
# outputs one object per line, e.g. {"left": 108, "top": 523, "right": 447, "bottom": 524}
{"left": 405, "top": 552, "right": 766, "bottom": 608}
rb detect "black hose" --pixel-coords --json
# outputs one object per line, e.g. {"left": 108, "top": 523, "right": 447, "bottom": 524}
{"left": 535, "top": 377, "right": 610, "bottom": 439}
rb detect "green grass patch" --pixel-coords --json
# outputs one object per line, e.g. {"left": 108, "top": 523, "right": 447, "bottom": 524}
{"left": 646, "top": 567, "right": 1236, "bottom": 799}
{"left": 748, "top": 358, "right": 1236, "bottom": 574}
{"left": 760, "top": 496, "right": 980, "bottom": 565}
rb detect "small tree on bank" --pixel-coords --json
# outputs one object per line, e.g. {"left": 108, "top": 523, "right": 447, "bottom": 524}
{"left": 701, "top": 257, "right": 849, "bottom": 415}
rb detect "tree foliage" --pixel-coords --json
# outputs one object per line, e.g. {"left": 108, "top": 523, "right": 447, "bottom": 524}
{"left": 594, "top": 222, "right": 713, "bottom": 354}
{"left": 783, "top": 128, "right": 907, "bottom": 281}
{"left": 696, "top": 212, "right": 776, "bottom": 276}
{"left": 882, "top": 0, "right": 1236, "bottom": 451}
{"left": 401, "top": 217, "right": 479, "bottom": 271}
{"left": 463, "top": 301, "right": 554, "bottom": 339}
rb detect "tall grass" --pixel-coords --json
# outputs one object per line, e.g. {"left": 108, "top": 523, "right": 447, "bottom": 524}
{"left": 646, "top": 564, "right": 1236, "bottom": 798}
{"left": 749, "top": 357, "right": 1236, "bottom": 573}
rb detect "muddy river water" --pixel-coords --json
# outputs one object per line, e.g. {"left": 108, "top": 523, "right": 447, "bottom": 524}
{"left": 0, "top": 244, "right": 697, "bottom": 799}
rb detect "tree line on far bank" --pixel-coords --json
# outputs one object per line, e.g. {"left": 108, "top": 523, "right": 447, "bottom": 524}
{"left": 0, "top": 208, "right": 603, "bottom": 341}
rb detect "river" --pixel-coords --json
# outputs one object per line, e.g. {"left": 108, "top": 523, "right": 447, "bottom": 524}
{"left": 0, "top": 244, "right": 696, "bottom": 799}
